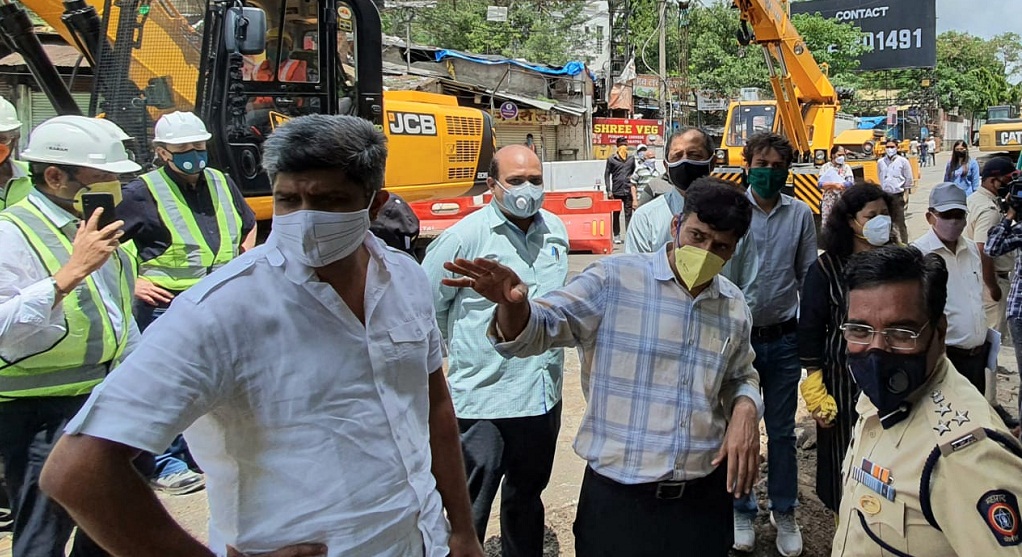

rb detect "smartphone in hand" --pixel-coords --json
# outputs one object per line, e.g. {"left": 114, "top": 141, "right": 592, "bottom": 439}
{"left": 80, "top": 192, "right": 117, "bottom": 229}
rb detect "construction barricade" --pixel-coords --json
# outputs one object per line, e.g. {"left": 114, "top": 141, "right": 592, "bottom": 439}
{"left": 409, "top": 191, "right": 621, "bottom": 254}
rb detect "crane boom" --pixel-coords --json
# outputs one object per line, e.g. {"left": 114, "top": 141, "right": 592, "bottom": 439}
{"left": 734, "top": 0, "right": 838, "bottom": 158}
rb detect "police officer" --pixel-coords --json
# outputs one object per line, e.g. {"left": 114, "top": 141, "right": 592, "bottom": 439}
{"left": 119, "top": 111, "right": 256, "bottom": 493}
{"left": 0, "top": 96, "right": 31, "bottom": 210}
{"left": 832, "top": 246, "right": 1022, "bottom": 557}
{"left": 0, "top": 115, "right": 141, "bottom": 556}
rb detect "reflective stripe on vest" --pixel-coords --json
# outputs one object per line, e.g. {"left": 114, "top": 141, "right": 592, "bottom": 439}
{"left": 0, "top": 160, "right": 32, "bottom": 211}
{"left": 139, "top": 167, "right": 243, "bottom": 290}
{"left": 0, "top": 197, "right": 133, "bottom": 398}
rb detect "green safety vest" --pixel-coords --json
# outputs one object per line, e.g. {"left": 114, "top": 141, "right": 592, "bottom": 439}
{"left": 139, "top": 167, "right": 243, "bottom": 290}
{"left": 0, "top": 197, "right": 134, "bottom": 399}
{"left": 0, "top": 160, "right": 33, "bottom": 211}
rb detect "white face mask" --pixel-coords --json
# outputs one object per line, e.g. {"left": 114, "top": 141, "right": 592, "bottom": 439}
{"left": 885, "top": 147, "right": 898, "bottom": 158}
{"left": 495, "top": 180, "right": 544, "bottom": 218}
{"left": 834, "top": 155, "right": 846, "bottom": 166}
{"left": 862, "top": 214, "right": 892, "bottom": 246}
{"left": 271, "top": 194, "right": 375, "bottom": 267}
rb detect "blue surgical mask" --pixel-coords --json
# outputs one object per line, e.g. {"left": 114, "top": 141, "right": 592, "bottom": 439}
{"left": 170, "top": 149, "right": 208, "bottom": 175}
{"left": 495, "top": 180, "right": 544, "bottom": 218}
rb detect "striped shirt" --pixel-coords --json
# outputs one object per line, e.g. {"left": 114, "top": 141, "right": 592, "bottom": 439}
{"left": 984, "top": 218, "right": 1022, "bottom": 319}
{"left": 491, "top": 247, "right": 763, "bottom": 484}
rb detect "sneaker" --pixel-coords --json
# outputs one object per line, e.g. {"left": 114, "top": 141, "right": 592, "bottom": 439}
{"left": 150, "top": 469, "right": 205, "bottom": 496}
{"left": 613, "top": 235, "right": 622, "bottom": 244}
{"left": 771, "top": 510, "right": 803, "bottom": 557}
{"left": 733, "top": 510, "right": 755, "bottom": 552}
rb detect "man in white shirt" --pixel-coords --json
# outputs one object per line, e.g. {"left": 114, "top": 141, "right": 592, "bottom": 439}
{"left": 912, "top": 183, "right": 988, "bottom": 393}
{"left": 0, "top": 115, "right": 142, "bottom": 556}
{"left": 40, "top": 115, "right": 483, "bottom": 557}
{"left": 878, "top": 139, "right": 914, "bottom": 243}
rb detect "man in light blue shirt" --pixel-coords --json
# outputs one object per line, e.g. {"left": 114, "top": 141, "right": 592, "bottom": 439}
{"left": 626, "top": 127, "right": 759, "bottom": 291}
{"left": 422, "top": 145, "right": 568, "bottom": 556}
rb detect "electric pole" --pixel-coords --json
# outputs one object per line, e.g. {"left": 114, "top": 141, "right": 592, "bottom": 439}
{"left": 658, "top": 0, "right": 667, "bottom": 122}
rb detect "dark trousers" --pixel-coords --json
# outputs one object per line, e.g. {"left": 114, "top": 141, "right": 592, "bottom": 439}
{"left": 573, "top": 465, "right": 733, "bottom": 556}
{"left": 0, "top": 396, "right": 107, "bottom": 557}
{"left": 458, "top": 403, "right": 561, "bottom": 556}
{"left": 946, "top": 343, "right": 988, "bottom": 395}
{"left": 891, "top": 194, "right": 909, "bottom": 244}
{"left": 612, "top": 193, "right": 633, "bottom": 237}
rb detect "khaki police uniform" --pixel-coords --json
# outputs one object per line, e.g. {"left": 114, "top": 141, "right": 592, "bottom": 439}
{"left": 832, "top": 356, "right": 1022, "bottom": 556}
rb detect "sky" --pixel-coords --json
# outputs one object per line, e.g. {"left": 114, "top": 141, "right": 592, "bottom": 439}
{"left": 936, "top": 0, "right": 1016, "bottom": 39}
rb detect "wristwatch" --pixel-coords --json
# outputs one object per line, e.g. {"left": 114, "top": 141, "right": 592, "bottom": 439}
{"left": 50, "top": 277, "right": 71, "bottom": 297}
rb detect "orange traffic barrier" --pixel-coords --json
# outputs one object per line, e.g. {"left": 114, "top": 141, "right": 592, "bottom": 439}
{"left": 540, "top": 191, "right": 621, "bottom": 254}
{"left": 410, "top": 191, "right": 622, "bottom": 254}
{"left": 410, "top": 197, "right": 487, "bottom": 237}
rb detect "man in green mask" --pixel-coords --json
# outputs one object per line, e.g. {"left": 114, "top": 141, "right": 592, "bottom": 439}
{"left": 733, "top": 132, "right": 818, "bottom": 557}
{"left": 441, "top": 181, "right": 764, "bottom": 555}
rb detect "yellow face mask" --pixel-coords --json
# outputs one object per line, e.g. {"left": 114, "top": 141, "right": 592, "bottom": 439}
{"left": 72, "top": 180, "right": 123, "bottom": 213}
{"left": 617, "top": 145, "right": 629, "bottom": 159}
{"left": 674, "top": 244, "right": 726, "bottom": 290}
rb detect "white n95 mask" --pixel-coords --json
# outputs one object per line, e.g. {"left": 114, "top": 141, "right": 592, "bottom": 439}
{"left": 272, "top": 195, "right": 375, "bottom": 267}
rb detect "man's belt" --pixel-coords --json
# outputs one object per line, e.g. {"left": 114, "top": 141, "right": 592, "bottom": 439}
{"left": 585, "top": 466, "right": 718, "bottom": 501}
{"left": 947, "top": 342, "right": 989, "bottom": 358}
{"left": 751, "top": 318, "right": 798, "bottom": 341}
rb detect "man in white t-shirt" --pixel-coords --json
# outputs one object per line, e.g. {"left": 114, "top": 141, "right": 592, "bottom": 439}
{"left": 38, "top": 115, "right": 483, "bottom": 557}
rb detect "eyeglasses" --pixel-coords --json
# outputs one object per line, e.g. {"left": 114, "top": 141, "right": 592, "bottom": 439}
{"left": 0, "top": 133, "right": 19, "bottom": 146}
{"left": 839, "top": 322, "right": 929, "bottom": 351}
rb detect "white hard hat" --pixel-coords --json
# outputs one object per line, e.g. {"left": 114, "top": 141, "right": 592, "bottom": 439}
{"left": 21, "top": 115, "right": 141, "bottom": 173}
{"left": 154, "top": 111, "right": 211, "bottom": 144}
{"left": 0, "top": 96, "right": 21, "bottom": 133}
{"left": 636, "top": 143, "right": 647, "bottom": 152}
{"left": 90, "top": 116, "right": 132, "bottom": 140}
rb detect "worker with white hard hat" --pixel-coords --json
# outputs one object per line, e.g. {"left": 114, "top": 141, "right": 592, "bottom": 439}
{"left": 0, "top": 96, "right": 31, "bottom": 210}
{"left": 0, "top": 114, "right": 141, "bottom": 555}
{"left": 117, "top": 110, "right": 255, "bottom": 495}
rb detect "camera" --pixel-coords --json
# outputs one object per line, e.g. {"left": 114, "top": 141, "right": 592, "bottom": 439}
{"left": 998, "top": 173, "right": 1022, "bottom": 214}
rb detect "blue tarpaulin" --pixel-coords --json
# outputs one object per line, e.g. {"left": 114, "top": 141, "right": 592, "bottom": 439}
{"left": 858, "top": 116, "right": 887, "bottom": 130}
{"left": 433, "top": 49, "right": 592, "bottom": 80}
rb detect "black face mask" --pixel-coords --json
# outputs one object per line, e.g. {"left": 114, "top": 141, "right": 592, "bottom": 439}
{"left": 666, "top": 158, "right": 712, "bottom": 191}
{"left": 847, "top": 346, "right": 931, "bottom": 428}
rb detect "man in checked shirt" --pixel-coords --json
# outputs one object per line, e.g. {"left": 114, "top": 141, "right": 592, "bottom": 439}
{"left": 444, "top": 181, "right": 763, "bottom": 556}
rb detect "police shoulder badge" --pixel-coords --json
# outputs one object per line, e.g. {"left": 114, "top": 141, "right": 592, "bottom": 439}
{"left": 977, "top": 490, "right": 1022, "bottom": 546}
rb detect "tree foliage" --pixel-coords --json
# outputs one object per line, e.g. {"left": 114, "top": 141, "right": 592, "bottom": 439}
{"left": 379, "top": 0, "right": 588, "bottom": 66}
{"left": 682, "top": 2, "right": 865, "bottom": 99}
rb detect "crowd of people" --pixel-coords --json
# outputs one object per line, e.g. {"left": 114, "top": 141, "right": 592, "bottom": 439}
{"left": 0, "top": 101, "right": 1021, "bottom": 557}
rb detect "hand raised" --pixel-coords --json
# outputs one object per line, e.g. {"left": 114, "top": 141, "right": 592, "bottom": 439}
{"left": 442, "top": 257, "right": 529, "bottom": 306}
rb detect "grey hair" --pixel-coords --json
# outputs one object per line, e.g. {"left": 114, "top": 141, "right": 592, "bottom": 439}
{"left": 262, "top": 114, "right": 388, "bottom": 198}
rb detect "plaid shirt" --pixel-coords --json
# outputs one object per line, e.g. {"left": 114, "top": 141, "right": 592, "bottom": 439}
{"left": 491, "top": 248, "right": 763, "bottom": 484}
{"left": 984, "top": 218, "right": 1022, "bottom": 319}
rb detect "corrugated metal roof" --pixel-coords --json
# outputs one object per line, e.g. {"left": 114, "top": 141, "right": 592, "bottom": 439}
{"left": 0, "top": 44, "right": 88, "bottom": 68}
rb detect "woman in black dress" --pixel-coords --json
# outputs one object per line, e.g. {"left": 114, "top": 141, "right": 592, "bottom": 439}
{"left": 798, "top": 183, "right": 898, "bottom": 512}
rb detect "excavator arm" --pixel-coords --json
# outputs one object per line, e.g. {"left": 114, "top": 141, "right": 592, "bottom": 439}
{"left": 734, "top": 0, "right": 838, "bottom": 160}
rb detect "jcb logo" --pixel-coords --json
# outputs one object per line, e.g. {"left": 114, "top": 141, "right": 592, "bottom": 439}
{"left": 388, "top": 112, "right": 437, "bottom": 136}
{"left": 999, "top": 131, "right": 1022, "bottom": 146}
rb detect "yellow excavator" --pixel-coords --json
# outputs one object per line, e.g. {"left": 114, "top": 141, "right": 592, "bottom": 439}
{"left": 2, "top": 0, "right": 495, "bottom": 220}
{"left": 978, "top": 105, "right": 1022, "bottom": 164}
{"left": 712, "top": 0, "right": 918, "bottom": 215}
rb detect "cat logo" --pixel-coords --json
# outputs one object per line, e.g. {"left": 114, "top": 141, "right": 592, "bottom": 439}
{"left": 999, "top": 131, "right": 1022, "bottom": 146}
{"left": 388, "top": 112, "right": 437, "bottom": 136}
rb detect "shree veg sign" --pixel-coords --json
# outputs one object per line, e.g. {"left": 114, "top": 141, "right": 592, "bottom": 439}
{"left": 592, "top": 118, "right": 664, "bottom": 146}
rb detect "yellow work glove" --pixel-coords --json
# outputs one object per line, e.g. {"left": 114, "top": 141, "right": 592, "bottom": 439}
{"left": 800, "top": 369, "right": 838, "bottom": 424}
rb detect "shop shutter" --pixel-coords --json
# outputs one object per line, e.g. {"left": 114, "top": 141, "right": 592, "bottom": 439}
{"left": 494, "top": 123, "right": 557, "bottom": 162}
{"left": 28, "top": 91, "right": 92, "bottom": 130}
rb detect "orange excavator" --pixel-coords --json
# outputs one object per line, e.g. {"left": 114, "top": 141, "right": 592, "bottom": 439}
{"left": 0, "top": 0, "right": 496, "bottom": 220}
